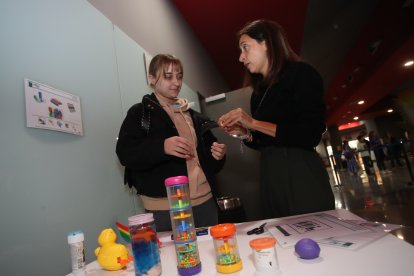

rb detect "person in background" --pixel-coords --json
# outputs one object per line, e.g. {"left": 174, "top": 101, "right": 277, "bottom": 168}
{"left": 369, "top": 131, "right": 391, "bottom": 174}
{"left": 357, "top": 135, "right": 372, "bottom": 175}
{"left": 385, "top": 131, "right": 403, "bottom": 168}
{"left": 342, "top": 140, "right": 360, "bottom": 175}
{"left": 116, "top": 54, "right": 226, "bottom": 231}
{"left": 218, "top": 19, "right": 335, "bottom": 219}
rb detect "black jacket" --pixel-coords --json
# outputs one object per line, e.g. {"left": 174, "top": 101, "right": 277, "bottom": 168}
{"left": 116, "top": 93, "right": 225, "bottom": 198}
{"left": 247, "top": 61, "right": 326, "bottom": 150}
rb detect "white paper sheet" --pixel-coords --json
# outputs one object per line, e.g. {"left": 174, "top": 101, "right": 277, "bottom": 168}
{"left": 265, "top": 213, "right": 394, "bottom": 249}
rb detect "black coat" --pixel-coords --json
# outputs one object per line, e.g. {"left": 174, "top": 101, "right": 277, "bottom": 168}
{"left": 116, "top": 93, "right": 225, "bottom": 198}
{"left": 247, "top": 61, "right": 326, "bottom": 150}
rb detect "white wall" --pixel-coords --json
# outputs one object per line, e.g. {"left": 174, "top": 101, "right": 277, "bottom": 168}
{"left": 88, "top": 0, "right": 229, "bottom": 97}
{"left": 0, "top": 0, "right": 201, "bottom": 275}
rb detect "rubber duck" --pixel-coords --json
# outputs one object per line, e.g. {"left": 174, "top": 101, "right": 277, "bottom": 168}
{"left": 94, "top": 228, "right": 133, "bottom": 271}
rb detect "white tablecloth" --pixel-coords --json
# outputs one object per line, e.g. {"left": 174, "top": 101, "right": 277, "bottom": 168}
{"left": 68, "top": 209, "right": 414, "bottom": 276}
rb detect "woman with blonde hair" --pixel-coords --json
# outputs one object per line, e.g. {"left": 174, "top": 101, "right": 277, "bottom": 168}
{"left": 117, "top": 54, "right": 226, "bottom": 230}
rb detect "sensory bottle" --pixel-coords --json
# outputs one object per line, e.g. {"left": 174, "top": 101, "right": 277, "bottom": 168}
{"left": 210, "top": 223, "right": 243, "bottom": 273}
{"left": 165, "top": 176, "right": 201, "bottom": 276}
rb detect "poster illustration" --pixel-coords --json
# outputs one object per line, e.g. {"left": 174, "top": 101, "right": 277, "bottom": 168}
{"left": 24, "top": 78, "right": 83, "bottom": 136}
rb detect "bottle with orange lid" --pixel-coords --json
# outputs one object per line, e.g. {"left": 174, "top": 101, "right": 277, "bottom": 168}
{"left": 249, "top": 237, "right": 280, "bottom": 273}
{"left": 210, "top": 223, "right": 243, "bottom": 273}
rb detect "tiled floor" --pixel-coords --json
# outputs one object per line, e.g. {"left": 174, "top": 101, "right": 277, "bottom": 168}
{"left": 329, "top": 157, "right": 414, "bottom": 245}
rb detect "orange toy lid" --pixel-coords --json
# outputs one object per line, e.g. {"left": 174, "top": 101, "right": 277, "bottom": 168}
{"left": 210, "top": 223, "right": 236, "bottom": 238}
{"left": 249, "top": 237, "right": 276, "bottom": 250}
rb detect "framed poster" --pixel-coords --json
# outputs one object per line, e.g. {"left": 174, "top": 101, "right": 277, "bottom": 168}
{"left": 24, "top": 78, "right": 83, "bottom": 136}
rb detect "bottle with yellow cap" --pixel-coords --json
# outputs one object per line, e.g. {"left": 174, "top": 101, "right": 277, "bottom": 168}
{"left": 249, "top": 237, "right": 279, "bottom": 273}
{"left": 210, "top": 223, "right": 242, "bottom": 273}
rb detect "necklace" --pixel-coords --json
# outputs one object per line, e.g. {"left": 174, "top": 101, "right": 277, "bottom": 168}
{"left": 254, "top": 85, "right": 271, "bottom": 117}
{"left": 229, "top": 85, "right": 271, "bottom": 154}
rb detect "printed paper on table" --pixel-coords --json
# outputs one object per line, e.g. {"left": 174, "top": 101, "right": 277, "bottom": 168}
{"left": 265, "top": 213, "right": 377, "bottom": 249}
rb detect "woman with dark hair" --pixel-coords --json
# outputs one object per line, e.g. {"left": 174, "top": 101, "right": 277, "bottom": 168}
{"left": 116, "top": 54, "right": 226, "bottom": 231}
{"left": 219, "top": 19, "right": 335, "bottom": 219}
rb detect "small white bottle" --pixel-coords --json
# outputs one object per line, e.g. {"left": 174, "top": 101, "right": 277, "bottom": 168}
{"left": 249, "top": 237, "right": 280, "bottom": 274}
{"left": 67, "top": 230, "right": 86, "bottom": 276}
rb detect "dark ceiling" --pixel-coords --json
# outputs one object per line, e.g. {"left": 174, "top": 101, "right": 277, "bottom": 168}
{"left": 171, "top": 0, "right": 414, "bottom": 127}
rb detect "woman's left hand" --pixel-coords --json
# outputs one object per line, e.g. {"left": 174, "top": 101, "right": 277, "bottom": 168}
{"left": 211, "top": 142, "right": 226, "bottom": 160}
{"left": 218, "top": 108, "right": 254, "bottom": 131}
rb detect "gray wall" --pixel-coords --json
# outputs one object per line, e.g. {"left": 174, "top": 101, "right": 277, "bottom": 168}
{"left": 201, "top": 88, "right": 263, "bottom": 221}
{"left": 88, "top": 0, "right": 229, "bottom": 97}
{"left": 0, "top": 0, "right": 201, "bottom": 275}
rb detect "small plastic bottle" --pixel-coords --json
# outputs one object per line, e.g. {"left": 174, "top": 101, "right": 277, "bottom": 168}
{"left": 128, "top": 213, "right": 162, "bottom": 276}
{"left": 249, "top": 237, "right": 280, "bottom": 274}
{"left": 67, "top": 230, "right": 86, "bottom": 276}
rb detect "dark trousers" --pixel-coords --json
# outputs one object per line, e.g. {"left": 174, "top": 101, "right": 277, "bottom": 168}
{"left": 374, "top": 150, "right": 386, "bottom": 171}
{"left": 146, "top": 197, "right": 218, "bottom": 232}
{"left": 361, "top": 156, "right": 372, "bottom": 175}
{"left": 388, "top": 146, "right": 403, "bottom": 167}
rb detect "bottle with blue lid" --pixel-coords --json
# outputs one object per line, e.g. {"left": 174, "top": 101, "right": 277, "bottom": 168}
{"left": 67, "top": 230, "right": 86, "bottom": 276}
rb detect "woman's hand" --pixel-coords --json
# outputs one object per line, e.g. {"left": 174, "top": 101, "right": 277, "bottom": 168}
{"left": 218, "top": 108, "right": 255, "bottom": 130}
{"left": 219, "top": 108, "right": 277, "bottom": 138}
{"left": 222, "top": 124, "right": 249, "bottom": 137}
{"left": 164, "top": 136, "right": 194, "bottom": 158}
{"left": 211, "top": 142, "right": 226, "bottom": 160}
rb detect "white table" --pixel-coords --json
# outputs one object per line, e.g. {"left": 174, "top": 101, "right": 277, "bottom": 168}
{"left": 73, "top": 209, "right": 414, "bottom": 276}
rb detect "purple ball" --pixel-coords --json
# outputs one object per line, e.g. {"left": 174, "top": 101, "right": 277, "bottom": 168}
{"left": 295, "top": 238, "right": 320, "bottom": 259}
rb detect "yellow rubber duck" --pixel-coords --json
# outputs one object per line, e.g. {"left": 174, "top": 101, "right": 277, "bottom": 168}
{"left": 94, "top": 228, "right": 133, "bottom": 271}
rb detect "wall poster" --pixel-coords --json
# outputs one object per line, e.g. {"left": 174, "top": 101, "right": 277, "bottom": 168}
{"left": 24, "top": 78, "right": 83, "bottom": 136}
{"left": 143, "top": 51, "right": 152, "bottom": 85}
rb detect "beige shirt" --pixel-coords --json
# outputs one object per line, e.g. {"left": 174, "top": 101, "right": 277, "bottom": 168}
{"left": 141, "top": 97, "right": 212, "bottom": 211}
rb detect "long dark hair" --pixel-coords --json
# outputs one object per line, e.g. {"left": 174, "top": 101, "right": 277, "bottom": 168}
{"left": 237, "top": 19, "right": 300, "bottom": 91}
